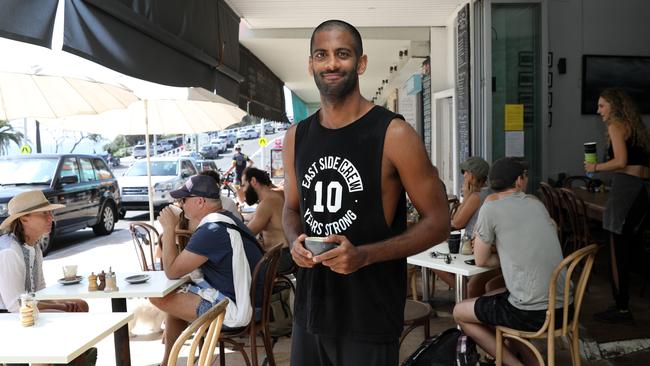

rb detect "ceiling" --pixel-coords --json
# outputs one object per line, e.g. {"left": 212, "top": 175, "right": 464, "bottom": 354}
{"left": 225, "top": 0, "right": 467, "bottom": 106}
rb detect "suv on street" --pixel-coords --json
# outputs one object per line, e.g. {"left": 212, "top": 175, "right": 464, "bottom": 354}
{"left": 237, "top": 128, "right": 259, "bottom": 140}
{"left": 132, "top": 144, "right": 154, "bottom": 159}
{"left": 218, "top": 132, "right": 237, "bottom": 147}
{"left": 200, "top": 144, "right": 221, "bottom": 159}
{"left": 263, "top": 125, "right": 275, "bottom": 134}
{"left": 117, "top": 157, "right": 197, "bottom": 216}
{"left": 0, "top": 154, "right": 121, "bottom": 255}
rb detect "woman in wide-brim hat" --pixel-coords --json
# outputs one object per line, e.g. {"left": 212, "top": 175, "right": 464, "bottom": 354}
{"left": 0, "top": 190, "right": 88, "bottom": 313}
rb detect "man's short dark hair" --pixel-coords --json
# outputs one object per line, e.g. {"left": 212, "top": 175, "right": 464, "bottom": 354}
{"left": 199, "top": 170, "right": 221, "bottom": 185}
{"left": 310, "top": 19, "right": 363, "bottom": 58}
{"left": 243, "top": 167, "right": 271, "bottom": 186}
{"left": 489, "top": 157, "right": 528, "bottom": 192}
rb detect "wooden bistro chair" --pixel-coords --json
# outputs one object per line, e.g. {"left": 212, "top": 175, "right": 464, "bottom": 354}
{"left": 558, "top": 188, "right": 592, "bottom": 255}
{"left": 218, "top": 243, "right": 283, "bottom": 366}
{"left": 168, "top": 298, "right": 229, "bottom": 366}
{"left": 129, "top": 222, "right": 162, "bottom": 271}
{"left": 401, "top": 299, "right": 432, "bottom": 348}
{"left": 495, "top": 244, "right": 599, "bottom": 366}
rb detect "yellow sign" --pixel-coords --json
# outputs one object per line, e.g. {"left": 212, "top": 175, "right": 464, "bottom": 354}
{"left": 258, "top": 137, "right": 268, "bottom": 147}
{"left": 20, "top": 145, "right": 32, "bottom": 155}
{"left": 504, "top": 104, "right": 524, "bottom": 131}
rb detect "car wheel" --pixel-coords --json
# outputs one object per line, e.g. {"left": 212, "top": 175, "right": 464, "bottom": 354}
{"left": 39, "top": 232, "right": 54, "bottom": 256}
{"left": 93, "top": 203, "right": 116, "bottom": 236}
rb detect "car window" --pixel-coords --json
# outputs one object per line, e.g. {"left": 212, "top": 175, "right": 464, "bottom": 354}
{"left": 59, "top": 157, "right": 81, "bottom": 183}
{"left": 181, "top": 160, "right": 197, "bottom": 176}
{"left": 92, "top": 158, "right": 113, "bottom": 180}
{"left": 79, "top": 158, "right": 96, "bottom": 182}
{"left": 125, "top": 161, "right": 178, "bottom": 176}
{"left": 0, "top": 158, "right": 58, "bottom": 185}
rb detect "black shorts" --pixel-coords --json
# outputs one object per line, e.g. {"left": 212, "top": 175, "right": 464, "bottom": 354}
{"left": 474, "top": 291, "right": 572, "bottom": 332}
{"left": 290, "top": 322, "right": 399, "bottom": 366}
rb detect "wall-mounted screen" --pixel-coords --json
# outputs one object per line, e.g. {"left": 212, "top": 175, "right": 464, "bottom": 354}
{"left": 582, "top": 55, "right": 650, "bottom": 114}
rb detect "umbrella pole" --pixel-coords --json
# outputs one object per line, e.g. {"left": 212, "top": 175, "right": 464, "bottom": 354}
{"left": 145, "top": 100, "right": 155, "bottom": 225}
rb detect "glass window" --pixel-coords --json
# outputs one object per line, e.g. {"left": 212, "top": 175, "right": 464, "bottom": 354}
{"left": 125, "top": 161, "right": 178, "bottom": 176}
{"left": 92, "top": 158, "right": 113, "bottom": 180}
{"left": 79, "top": 158, "right": 96, "bottom": 182}
{"left": 0, "top": 158, "right": 58, "bottom": 185}
{"left": 59, "top": 158, "right": 81, "bottom": 183}
{"left": 181, "top": 160, "right": 197, "bottom": 176}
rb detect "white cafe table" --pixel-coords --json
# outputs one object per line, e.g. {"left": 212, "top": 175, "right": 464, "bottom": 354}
{"left": 407, "top": 242, "right": 495, "bottom": 303}
{"left": 34, "top": 271, "right": 188, "bottom": 366}
{"left": 0, "top": 312, "right": 132, "bottom": 364}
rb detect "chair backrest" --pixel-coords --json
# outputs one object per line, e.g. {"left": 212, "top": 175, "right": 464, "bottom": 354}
{"left": 558, "top": 188, "right": 592, "bottom": 254}
{"left": 541, "top": 244, "right": 599, "bottom": 338}
{"left": 250, "top": 243, "right": 284, "bottom": 334}
{"left": 129, "top": 222, "right": 161, "bottom": 271}
{"left": 168, "top": 298, "right": 229, "bottom": 366}
{"left": 539, "top": 182, "right": 564, "bottom": 242}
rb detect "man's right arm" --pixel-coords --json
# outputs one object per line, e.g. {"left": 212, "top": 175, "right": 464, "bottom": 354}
{"left": 282, "top": 125, "right": 315, "bottom": 268}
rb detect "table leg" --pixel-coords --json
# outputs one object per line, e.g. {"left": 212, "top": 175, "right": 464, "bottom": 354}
{"left": 455, "top": 274, "right": 467, "bottom": 303}
{"left": 111, "top": 298, "right": 131, "bottom": 366}
{"left": 420, "top": 267, "right": 430, "bottom": 302}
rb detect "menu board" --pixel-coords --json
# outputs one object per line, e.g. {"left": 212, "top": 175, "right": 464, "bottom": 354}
{"left": 455, "top": 4, "right": 471, "bottom": 165}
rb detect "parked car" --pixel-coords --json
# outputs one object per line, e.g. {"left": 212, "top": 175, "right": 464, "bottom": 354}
{"left": 218, "top": 132, "right": 237, "bottom": 147}
{"left": 132, "top": 144, "right": 154, "bottom": 159}
{"left": 195, "top": 160, "right": 218, "bottom": 173}
{"left": 0, "top": 154, "right": 121, "bottom": 255}
{"left": 200, "top": 144, "right": 220, "bottom": 159}
{"left": 178, "top": 150, "right": 202, "bottom": 161}
{"left": 277, "top": 123, "right": 290, "bottom": 131}
{"left": 156, "top": 141, "right": 173, "bottom": 152}
{"left": 209, "top": 139, "right": 227, "bottom": 153}
{"left": 117, "top": 157, "right": 197, "bottom": 217}
{"left": 237, "top": 128, "right": 259, "bottom": 140}
{"left": 263, "top": 124, "right": 275, "bottom": 134}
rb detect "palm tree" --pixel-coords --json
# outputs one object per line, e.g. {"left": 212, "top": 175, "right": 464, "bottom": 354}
{"left": 0, "top": 120, "right": 24, "bottom": 155}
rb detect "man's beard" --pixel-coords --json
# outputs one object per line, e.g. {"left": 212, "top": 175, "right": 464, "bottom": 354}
{"left": 313, "top": 65, "right": 359, "bottom": 101}
{"left": 245, "top": 186, "right": 259, "bottom": 206}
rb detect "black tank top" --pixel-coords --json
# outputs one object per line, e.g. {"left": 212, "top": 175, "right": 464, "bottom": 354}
{"left": 607, "top": 138, "right": 650, "bottom": 166}
{"left": 294, "top": 106, "right": 407, "bottom": 342}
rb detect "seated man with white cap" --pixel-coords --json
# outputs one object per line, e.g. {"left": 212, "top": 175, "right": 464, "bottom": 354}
{"left": 0, "top": 190, "right": 89, "bottom": 313}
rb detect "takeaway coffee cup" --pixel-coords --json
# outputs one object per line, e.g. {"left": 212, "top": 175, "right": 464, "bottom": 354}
{"left": 304, "top": 237, "right": 338, "bottom": 256}
{"left": 62, "top": 265, "right": 78, "bottom": 280}
{"left": 584, "top": 142, "right": 597, "bottom": 177}
{"left": 448, "top": 232, "right": 462, "bottom": 254}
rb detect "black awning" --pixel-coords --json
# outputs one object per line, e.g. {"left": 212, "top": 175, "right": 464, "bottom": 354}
{"left": 63, "top": 0, "right": 242, "bottom": 102}
{"left": 0, "top": 0, "right": 59, "bottom": 48}
{"left": 239, "top": 46, "right": 288, "bottom": 122}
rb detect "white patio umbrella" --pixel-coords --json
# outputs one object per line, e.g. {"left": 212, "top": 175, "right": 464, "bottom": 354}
{"left": 46, "top": 85, "right": 247, "bottom": 223}
{"left": 0, "top": 71, "right": 138, "bottom": 121}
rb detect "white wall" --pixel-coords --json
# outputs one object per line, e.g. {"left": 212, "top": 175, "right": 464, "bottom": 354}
{"left": 547, "top": 0, "right": 650, "bottom": 180}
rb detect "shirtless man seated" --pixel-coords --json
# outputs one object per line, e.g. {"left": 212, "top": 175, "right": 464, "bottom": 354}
{"left": 241, "top": 167, "right": 294, "bottom": 272}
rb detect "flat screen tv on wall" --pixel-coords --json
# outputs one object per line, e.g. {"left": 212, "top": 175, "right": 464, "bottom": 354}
{"left": 581, "top": 55, "right": 650, "bottom": 115}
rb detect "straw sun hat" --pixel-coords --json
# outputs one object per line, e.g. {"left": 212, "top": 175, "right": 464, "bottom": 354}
{"left": 0, "top": 190, "right": 65, "bottom": 231}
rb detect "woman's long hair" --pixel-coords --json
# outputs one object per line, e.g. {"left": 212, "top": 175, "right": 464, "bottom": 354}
{"left": 600, "top": 88, "right": 650, "bottom": 153}
{"left": 10, "top": 220, "right": 26, "bottom": 244}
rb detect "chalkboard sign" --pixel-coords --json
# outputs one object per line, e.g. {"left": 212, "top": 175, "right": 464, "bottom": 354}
{"left": 455, "top": 4, "right": 471, "bottom": 166}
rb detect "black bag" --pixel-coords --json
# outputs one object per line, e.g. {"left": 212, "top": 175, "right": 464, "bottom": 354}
{"left": 401, "top": 328, "right": 461, "bottom": 366}
{"left": 456, "top": 333, "right": 480, "bottom": 366}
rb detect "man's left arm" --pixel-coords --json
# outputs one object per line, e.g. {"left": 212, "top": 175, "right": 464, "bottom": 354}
{"left": 316, "top": 119, "right": 450, "bottom": 274}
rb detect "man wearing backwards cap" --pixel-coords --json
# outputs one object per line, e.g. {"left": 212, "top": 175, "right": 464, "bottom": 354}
{"left": 0, "top": 190, "right": 89, "bottom": 313}
{"left": 149, "top": 175, "right": 263, "bottom": 366}
{"left": 453, "top": 157, "right": 569, "bottom": 366}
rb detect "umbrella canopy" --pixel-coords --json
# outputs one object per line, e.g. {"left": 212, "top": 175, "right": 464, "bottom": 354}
{"left": 51, "top": 86, "right": 247, "bottom": 135}
{"left": 0, "top": 71, "right": 138, "bottom": 121}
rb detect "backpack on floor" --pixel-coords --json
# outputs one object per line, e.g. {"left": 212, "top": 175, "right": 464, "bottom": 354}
{"left": 268, "top": 282, "right": 292, "bottom": 337}
{"left": 456, "top": 333, "right": 480, "bottom": 366}
{"left": 401, "top": 328, "right": 461, "bottom": 366}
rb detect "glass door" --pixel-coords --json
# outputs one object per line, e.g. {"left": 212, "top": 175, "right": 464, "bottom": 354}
{"left": 482, "top": 0, "right": 547, "bottom": 191}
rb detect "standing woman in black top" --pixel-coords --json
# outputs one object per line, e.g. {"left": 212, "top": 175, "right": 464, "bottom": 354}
{"left": 584, "top": 88, "right": 650, "bottom": 324}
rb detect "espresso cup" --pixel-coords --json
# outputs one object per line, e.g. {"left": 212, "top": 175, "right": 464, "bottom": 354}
{"left": 448, "top": 232, "right": 462, "bottom": 254}
{"left": 304, "top": 237, "right": 338, "bottom": 256}
{"left": 62, "top": 265, "right": 78, "bottom": 280}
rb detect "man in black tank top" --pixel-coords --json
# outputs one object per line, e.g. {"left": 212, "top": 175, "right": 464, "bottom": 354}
{"left": 282, "top": 20, "right": 450, "bottom": 366}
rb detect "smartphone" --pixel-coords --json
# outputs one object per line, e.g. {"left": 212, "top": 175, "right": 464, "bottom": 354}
{"left": 464, "top": 259, "right": 476, "bottom": 265}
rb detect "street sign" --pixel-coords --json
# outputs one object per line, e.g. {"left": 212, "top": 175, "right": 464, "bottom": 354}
{"left": 20, "top": 145, "right": 32, "bottom": 154}
{"left": 258, "top": 137, "right": 268, "bottom": 147}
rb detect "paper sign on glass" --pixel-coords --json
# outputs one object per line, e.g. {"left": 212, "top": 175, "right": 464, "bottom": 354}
{"left": 505, "top": 104, "right": 524, "bottom": 131}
